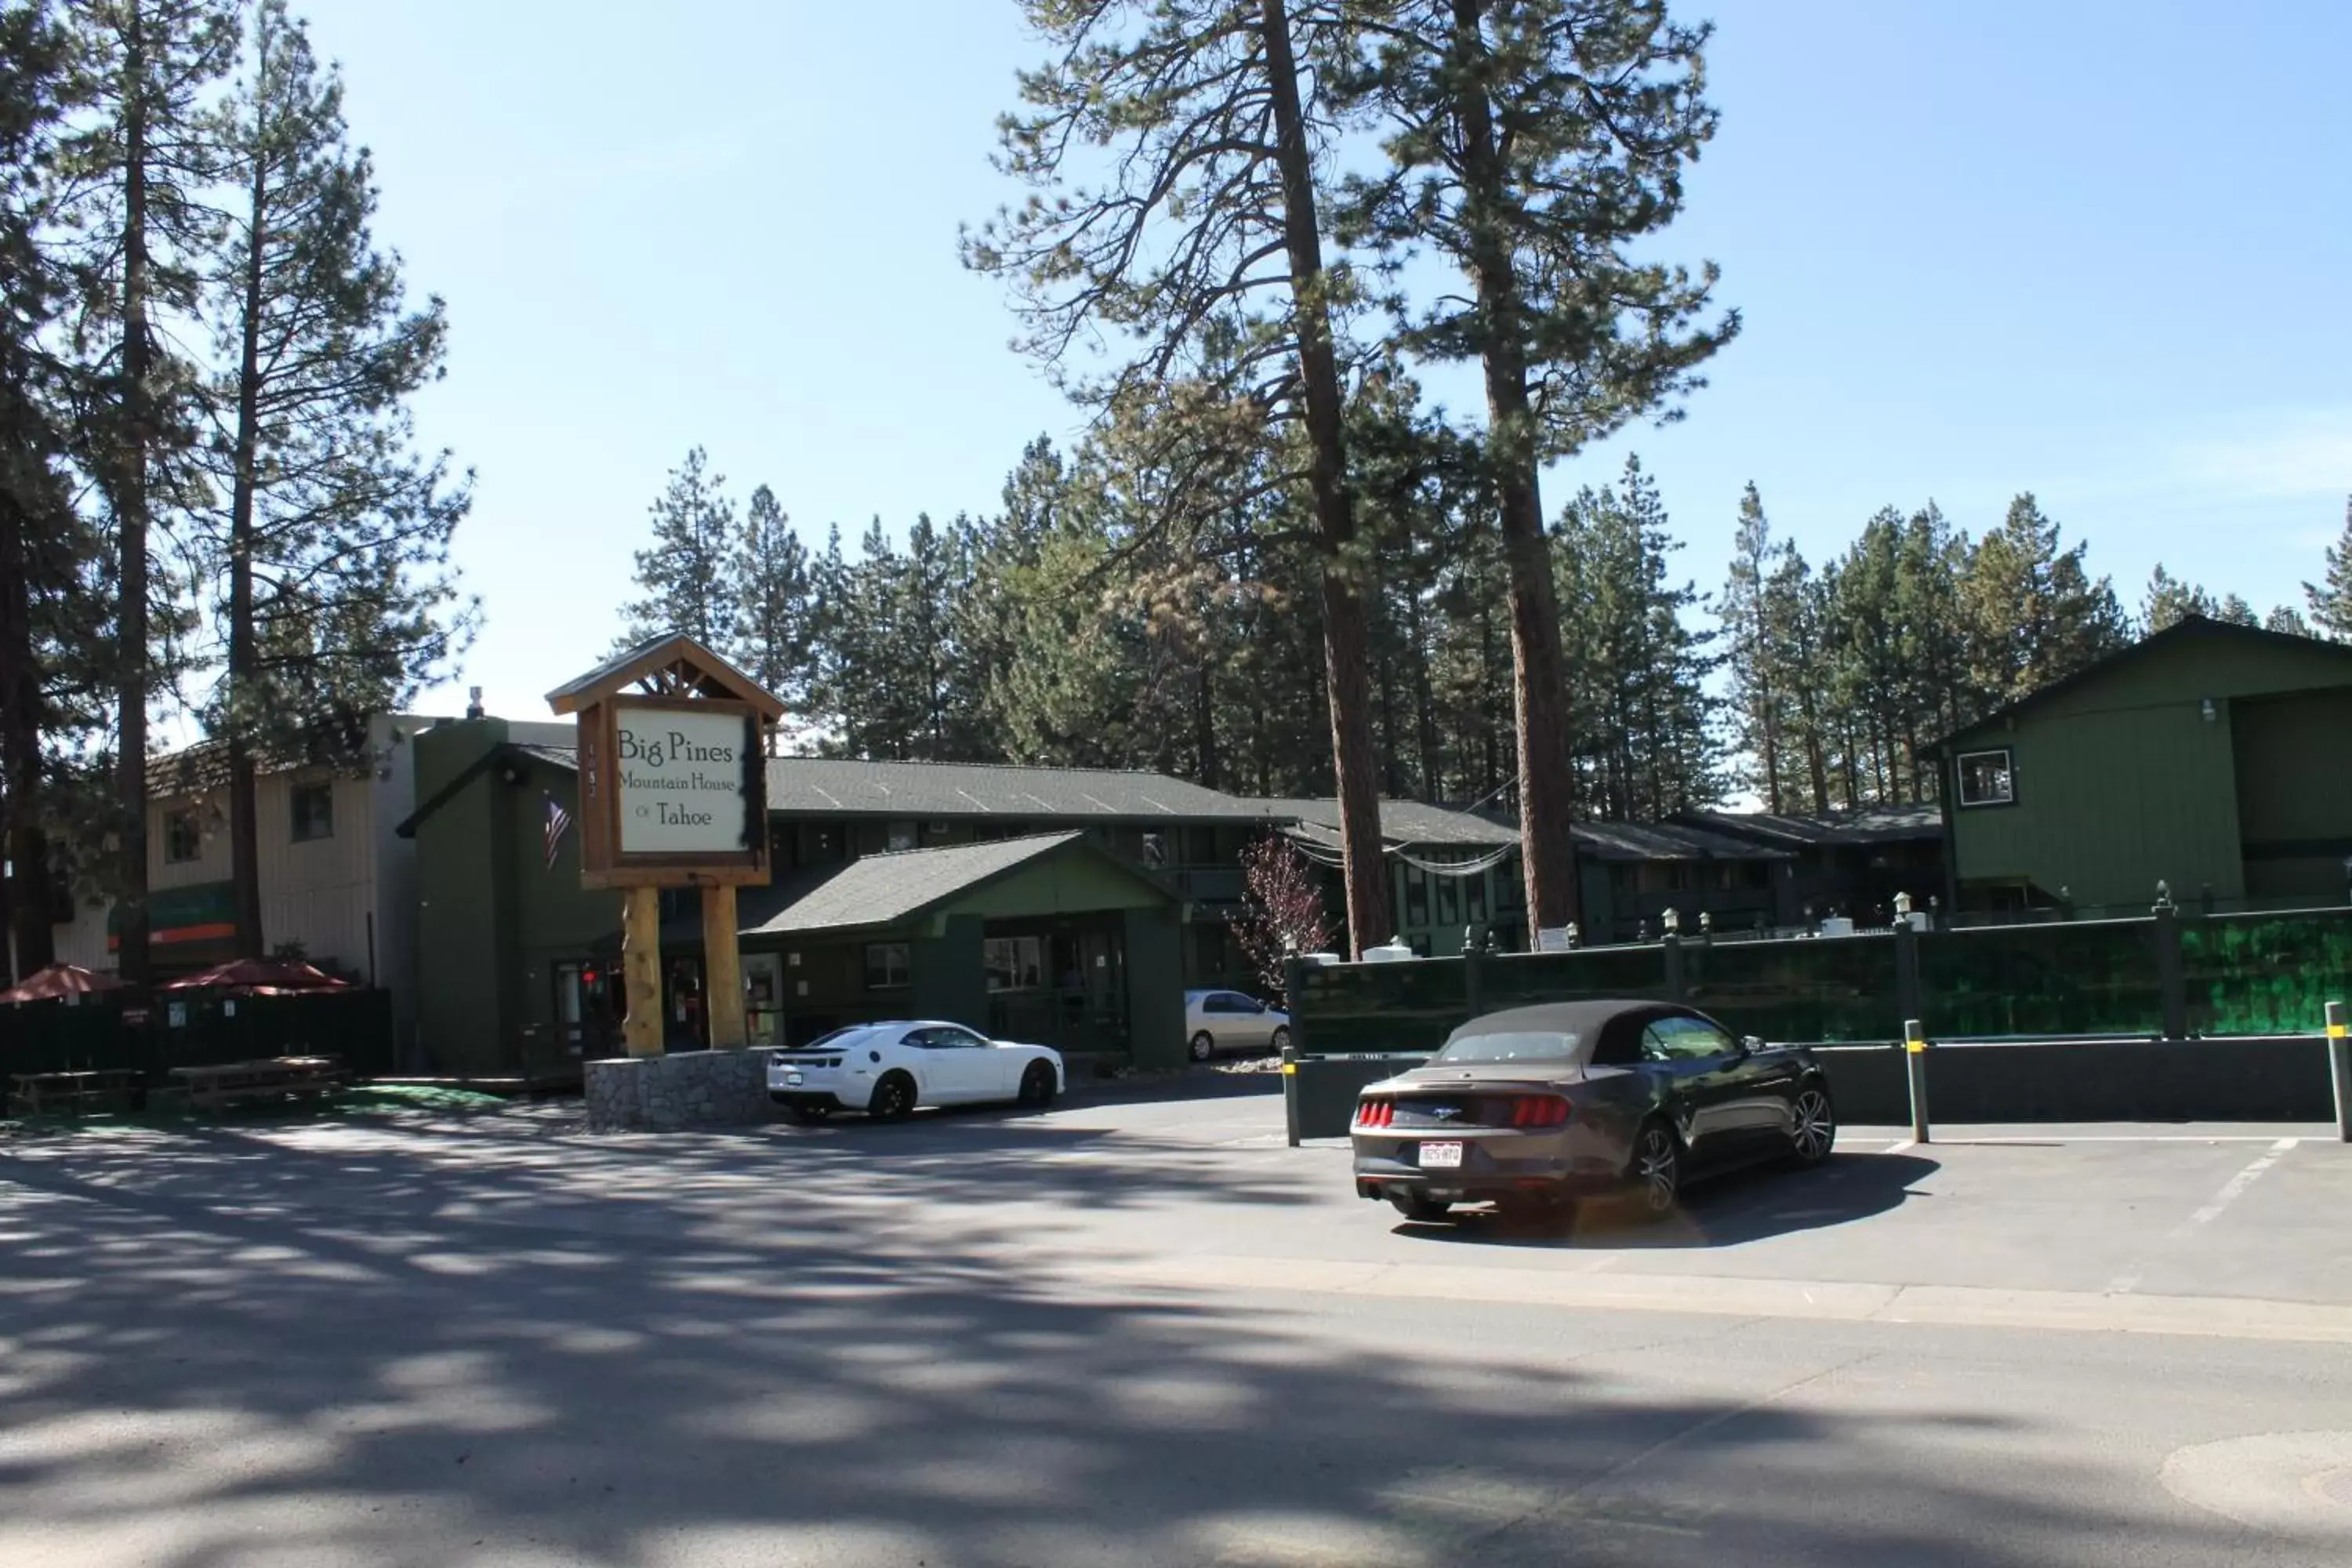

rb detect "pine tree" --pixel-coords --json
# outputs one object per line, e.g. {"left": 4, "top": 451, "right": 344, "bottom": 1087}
{"left": 967, "top": 0, "right": 1392, "bottom": 956}
{"left": 1720, "top": 484, "right": 1789, "bottom": 811}
{"left": 731, "top": 482, "right": 811, "bottom": 735}
{"left": 0, "top": 0, "right": 96, "bottom": 978}
{"left": 56, "top": 0, "right": 238, "bottom": 983}
{"left": 2265, "top": 604, "right": 2312, "bottom": 637}
{"left": 618, "top": 446, "right": 735, "bottom": 651}
{"left": 2307, "top": 495, "right": 2352, "bottom": 641}
{"left": 205, "top": 0, "right": 471, "bottom": 956}
{"left": 1960, "top": 493, "right": 2127, "bottom": 706}
{"left": 2141, "top": 564, "right": 2217, "bottom": 633}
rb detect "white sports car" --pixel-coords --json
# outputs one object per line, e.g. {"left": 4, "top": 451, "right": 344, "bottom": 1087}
{"left": 766, "top": 1020, "right": 1065, "bottom": 1123}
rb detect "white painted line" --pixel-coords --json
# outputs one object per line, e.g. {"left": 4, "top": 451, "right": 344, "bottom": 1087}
{"left": 1937, "top": 1134, "right": 2316, "bottom": 1145}
{"left": 2107, "top": 1138, "right": 2300, "bottom": 1295}
{"left": 2176, "top": 1138, "right": 2299, "bottom": 1234}
{"left": 1880, "top": 1138, "right": 1918, "bottom": 1154}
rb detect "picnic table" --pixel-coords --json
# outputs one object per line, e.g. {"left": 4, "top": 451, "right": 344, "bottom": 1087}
{"left": 8, "top": 1068, "right": 140, "bottom": 1117}
{"left": 169, "top": 1056, "right": 347, "bottom": 1111}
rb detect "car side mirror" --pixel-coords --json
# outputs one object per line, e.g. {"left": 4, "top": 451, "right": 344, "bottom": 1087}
{"left": 1740, "top": 1035, "right": 1765, "bottom": 1054}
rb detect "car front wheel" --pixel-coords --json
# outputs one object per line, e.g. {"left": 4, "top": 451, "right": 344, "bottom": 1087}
{"left": 1017, "top": 1061, "right": 1057, "bottom": 1109}
{"left": 1268, "top": 1025, "right": 1290, "bottom": 1054}
{"left": 1188, "top": 1031, "right": 1214, "bottom": 1062}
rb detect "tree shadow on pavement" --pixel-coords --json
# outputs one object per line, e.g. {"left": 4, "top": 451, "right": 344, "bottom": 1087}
{"left": 0, "top": 1122, "right": 2308, "bottom": 1568}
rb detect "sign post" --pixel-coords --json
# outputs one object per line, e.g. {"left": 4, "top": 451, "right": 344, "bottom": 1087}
{"left": 547, "top": 636, "right": 785, "bottom": 1058}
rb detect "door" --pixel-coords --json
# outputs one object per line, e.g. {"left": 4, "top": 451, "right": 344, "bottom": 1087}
{"left": 1639, "top": 1014, "right": 1752, "bottom": 1166}
{"left": 906, "top": 1025, "right": 1002, "bottom": 1102}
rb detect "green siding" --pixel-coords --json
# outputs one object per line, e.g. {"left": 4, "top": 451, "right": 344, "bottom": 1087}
{"left": 1947, "top": 628, "right": 2352, "bottom": 911}
{"left": 1122, "top": 905, "right": 1185, "bottom": 1069}
{"left": 1952, "top": 702, "right": 2244, "bottom": 907}
{"left": 413, "top": 720, "right": 521, "bottom": 1076}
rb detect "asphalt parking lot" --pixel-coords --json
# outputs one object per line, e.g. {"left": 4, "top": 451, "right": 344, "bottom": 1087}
{"left": 2, "top": 1084, "right": 2349, "bottom": 1566}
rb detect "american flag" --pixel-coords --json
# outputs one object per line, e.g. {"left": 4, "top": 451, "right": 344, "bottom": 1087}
{"left": 544, "top": 793, "right": 572, "bottom": 869}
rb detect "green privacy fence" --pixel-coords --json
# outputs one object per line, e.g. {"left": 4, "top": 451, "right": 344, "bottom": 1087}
{"left": 1, "top": 988, "right": 397, "bottom": 1103}
{"left": 1290, "top": 906, "right": 2352, "bottom": 1054}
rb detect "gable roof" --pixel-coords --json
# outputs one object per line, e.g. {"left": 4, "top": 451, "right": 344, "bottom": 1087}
{"left": 544, "top": 633, "right": 786, "bottom": 719}
{"left": 1938, "top": 615, "right": 2352, "bottom": 750}
{"left": 727, "top": 830, "right": 1168, "bottom": 938}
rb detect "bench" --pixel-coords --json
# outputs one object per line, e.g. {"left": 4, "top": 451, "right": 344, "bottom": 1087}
{"left": 7, "top": 1069, "right": 141, "bottom": 1118}
{"left": 170, "top": 1056, "right": 348, "bottom": 1112}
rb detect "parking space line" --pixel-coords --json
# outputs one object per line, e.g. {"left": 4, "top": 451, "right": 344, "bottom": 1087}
{"left": 2107, "top": 1137, "right": 2299, "bottom": 1295}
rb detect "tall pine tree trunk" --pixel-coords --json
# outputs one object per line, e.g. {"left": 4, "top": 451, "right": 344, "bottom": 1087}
{"left": 111, "top": 14, "right": 154, "bottom": 985}
{"left": 1260, "top": 0, "right": 1388, "bottom": 956}
{"left": 1445, "top": 0, "right": 1579, "bottom": 934}
{"left": 0, "top": 484, "right": 56, "bottom": 976}
{"left": 225, "top": 18, "right": 271, "bottom": 959}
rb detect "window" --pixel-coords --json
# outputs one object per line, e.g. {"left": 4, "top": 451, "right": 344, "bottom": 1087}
{"left": 909, "top": 1025, "right": 983, "bottom": 1049}
{"left": 1642, "top": 1014, "right": 1737, "bottom": 1062}
{"left": 291, "top": 782, "right": 333, "bottom": 842}
{"left": 1404, "top": 862, "right": 1428, "bottom": 928}
{"left": 1436, "top": 1029, "right": 1579, "bottom": 1065}
{"left": 1494, "top": 869, "right": 1522, "bottom": 912}
{"left": 1436, "top": 870, "right": 1460, "bottom": 927}
{"left": 1207, "top": 992, "right": 1259, "bottom": 1015}
{"left": 864, "top": 942, "right": 910, "bottom": 990}
{"left": 164, "top": 809, "right": 201, "bottom": 864}
{"left": 983, "top": 935, "right": 1044, "bottom": 992}
{"left": 1955, "top": 748, "right": 2016, "bottom": 808}
{"left": 887, "top": 821, "right": 917, "bottom": 852}
{"left": 1465, "top": 873, "right": 1487, "bottom": 924}
{"left": 1184, "top": 826, "right": 1218, "bottom": 866}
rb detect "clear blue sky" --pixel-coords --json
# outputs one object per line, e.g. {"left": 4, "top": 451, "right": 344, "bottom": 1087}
{"left": 295, "top": 0, "right": 2352, "bottom": 725}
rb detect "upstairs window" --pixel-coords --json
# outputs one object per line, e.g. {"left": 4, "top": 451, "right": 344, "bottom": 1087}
{"left": 165, "top": 809, "right": 202, "bottom": 864}
{"left": 1955, "top": 749, "right": 2016, "bottom": 808}
{"left": 291, "top": 782, "right": 334, "bottom": 841}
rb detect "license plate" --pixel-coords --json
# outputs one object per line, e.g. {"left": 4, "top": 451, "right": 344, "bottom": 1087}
{"left": 786, "top": 1072, "right": 804, "bottom": 1086}
{"left": 1419, "top": 1141, "right": 1464, "bottom": 1169}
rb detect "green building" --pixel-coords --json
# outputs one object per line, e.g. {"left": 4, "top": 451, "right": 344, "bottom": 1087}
{"left": 1936, "top": 615, "right": 2352, "bottom": 916}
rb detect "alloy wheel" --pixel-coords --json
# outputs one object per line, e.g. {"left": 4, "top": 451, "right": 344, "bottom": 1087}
{"left": 1636, "top": 1126, "right": 1679, "bottom": 1216}
{"left": 1791, "top": 1088, "right": 1835, "bottom": 1164}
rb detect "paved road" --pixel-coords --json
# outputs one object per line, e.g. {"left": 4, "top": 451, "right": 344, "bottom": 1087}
{"left": 2, "top": 1090, "right": 2349, "bottom": 1566}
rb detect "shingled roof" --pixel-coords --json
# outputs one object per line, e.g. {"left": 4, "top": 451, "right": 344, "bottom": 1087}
{"left": 1675, "top": 804, "right": 1944, "bottom": 848}
{"left": 707, "top": 830, "right": 1171, "bottom": 939}
{"left": 760, "top": 757, "right": 1280, "bottom": 822}
{"left": 1266, "top": 797, "right": 1523, "bottom": 849}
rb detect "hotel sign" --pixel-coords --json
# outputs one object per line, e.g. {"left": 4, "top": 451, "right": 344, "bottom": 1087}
{"left": 613, "top": 704, "right": 756, "bottom": 856}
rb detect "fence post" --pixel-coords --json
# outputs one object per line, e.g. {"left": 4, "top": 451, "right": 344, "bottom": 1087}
{"left": 1894, "top": 918, "right": 1923, "bottom": 1029}
{"left": 1904, "top": 1018, "right": 1932, "bottom": 1144}
{"left": 2328, "top": 1000, "right": 2350, "bottom": 1145}
{"left": 1280, "top": 1040, "right": 1301, "bottom": 1148}
{"left": 1661, "top": 913, "right": 1685, "bottom": 1001}
{"left": 2152, "top": 889, "right": 2187, "bottom": 1040}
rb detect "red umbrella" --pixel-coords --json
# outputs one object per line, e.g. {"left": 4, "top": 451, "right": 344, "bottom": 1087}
{"left": 0, "top": 964, "right": 129, "bottom": 1004}
{"left": 160, "top": 958, "right": 352, "bottom": 994}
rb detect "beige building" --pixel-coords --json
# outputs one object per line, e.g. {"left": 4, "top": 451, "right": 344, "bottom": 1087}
{"left": 42, "top": 711, "right": 573, "bottom": 1055}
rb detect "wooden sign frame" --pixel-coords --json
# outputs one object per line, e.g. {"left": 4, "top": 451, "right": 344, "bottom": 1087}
{"left": 548, "top": 635, "right": 785, "bottom": 891}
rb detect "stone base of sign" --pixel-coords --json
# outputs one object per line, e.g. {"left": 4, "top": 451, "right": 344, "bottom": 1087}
{"left": 585, "top": 1050, "right": 772, "bottom": 1132}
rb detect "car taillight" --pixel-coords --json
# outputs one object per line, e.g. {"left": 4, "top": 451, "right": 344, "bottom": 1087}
{"left": 1510, "top": 1095, "right": 1570, "bottom": 1128}
{"left": 1354, "top": 1098, "right": 1393, "bottom": 1130}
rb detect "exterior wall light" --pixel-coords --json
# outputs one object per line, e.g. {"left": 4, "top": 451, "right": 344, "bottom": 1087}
{"left": 2200, "top": 697, "right": 2216, "bottom": 722}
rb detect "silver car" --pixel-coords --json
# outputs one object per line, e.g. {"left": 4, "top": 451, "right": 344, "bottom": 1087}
{"left": 1183, "top": 988, "right": 1291, "bottom": 1061}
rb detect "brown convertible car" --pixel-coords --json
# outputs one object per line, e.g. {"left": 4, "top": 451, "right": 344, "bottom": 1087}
{"left": 1351, "top": 999, "right": 1838, "bottom": 1224}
